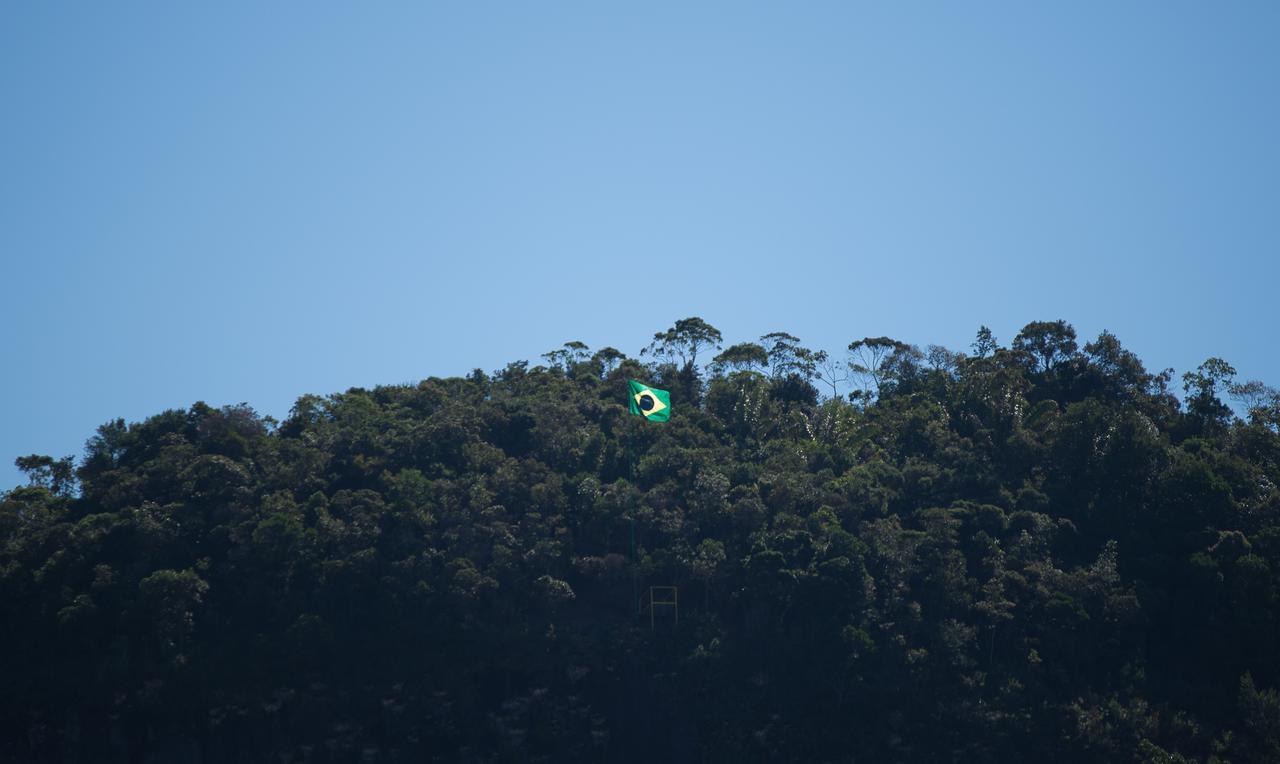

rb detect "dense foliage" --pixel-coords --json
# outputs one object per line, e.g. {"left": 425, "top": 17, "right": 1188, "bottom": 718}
{"left": 4, "top": 319, "right": 1280, "bottom": 762}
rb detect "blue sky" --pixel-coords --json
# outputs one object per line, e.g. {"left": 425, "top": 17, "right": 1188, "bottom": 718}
{"left": 3, "top": 3, "right": 1278, "bottom": 490}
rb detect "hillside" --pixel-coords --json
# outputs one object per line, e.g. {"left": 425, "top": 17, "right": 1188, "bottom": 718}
{"left": 3, "top": 318, "right": 1280, "bottom": 762}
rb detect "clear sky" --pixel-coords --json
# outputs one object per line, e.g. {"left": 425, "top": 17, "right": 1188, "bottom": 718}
{"left": 3, "top": 3, "right": 1278, "bottom": 491}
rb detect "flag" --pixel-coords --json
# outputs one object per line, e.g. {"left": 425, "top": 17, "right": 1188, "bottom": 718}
{"left": 628, "top": 380, "right": 670, "bottom": 422}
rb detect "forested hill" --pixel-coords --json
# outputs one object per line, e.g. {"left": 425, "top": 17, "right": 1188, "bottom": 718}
{"left": 5, "top": 319, "right": 1280, "bottom": 763}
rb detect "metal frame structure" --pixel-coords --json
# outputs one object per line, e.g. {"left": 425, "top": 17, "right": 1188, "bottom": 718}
{"left": 648, "top": 586, "right": 678, "bottom": 629}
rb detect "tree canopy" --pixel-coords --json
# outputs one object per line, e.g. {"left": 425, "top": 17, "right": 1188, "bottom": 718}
{"left": 3, "top": 318, "right": 1279, "bottom": 762}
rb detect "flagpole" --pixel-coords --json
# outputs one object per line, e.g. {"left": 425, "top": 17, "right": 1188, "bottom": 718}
{"left": 629, "top": 427, "right": 639, "bottom": 616}
{"left": 625, "top": 380, "right": 668, "bottom": 617}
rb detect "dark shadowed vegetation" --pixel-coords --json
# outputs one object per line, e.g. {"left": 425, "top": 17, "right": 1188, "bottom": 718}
{"left": 4, "top": 318, "right": 1280, "bottom": 762}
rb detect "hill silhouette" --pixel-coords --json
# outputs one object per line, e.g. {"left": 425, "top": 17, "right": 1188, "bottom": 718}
{"left": 3, "top": 318, "right": 1280, "bottom": 762}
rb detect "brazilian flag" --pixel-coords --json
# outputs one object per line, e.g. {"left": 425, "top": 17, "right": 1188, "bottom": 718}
{"left": 629, "top": 380, "right": 670, "bottom": 422}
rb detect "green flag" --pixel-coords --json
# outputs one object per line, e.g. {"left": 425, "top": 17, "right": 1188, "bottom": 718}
{"left": 628, "top": 380, "right": 670, "bottom": 422}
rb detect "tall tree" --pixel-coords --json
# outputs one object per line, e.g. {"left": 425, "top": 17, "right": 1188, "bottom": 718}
{"left": 712, "top": 343, "right": 769, "bottom": 375}
{"left": 971, "top": 325, "right": 999, "bottom": 359}
{"left": 642, "top": 317, "right": 723, "bottom": 373}
{"left": 847, "top": 336, "right": 909, "bottom": 397}
{"left": 1183, "top": 357, "right": 1237, "bottom": 427}
{"left": 592, "top": 346, "right": 626, "bottom": 378}
{"left": 14, "top": 454, "right": 77, "bottom": 496}
{"left": 1012, "top": 320, "right": 1078, "bottom": 373}
{"left": 1228, "top": 380, "right": 1280, "bottom": 428}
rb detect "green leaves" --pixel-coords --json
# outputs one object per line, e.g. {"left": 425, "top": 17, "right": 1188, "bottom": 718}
{"left": 0, "top": 318, "right": 1278, "bottom": 761}
{"left": 1012, "top": 320, "right": 1079, "bottom": 373}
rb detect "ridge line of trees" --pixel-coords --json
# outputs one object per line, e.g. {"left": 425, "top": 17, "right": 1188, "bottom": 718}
{"left": 3, "top": 317, "right": 1280, "bottom": 762}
